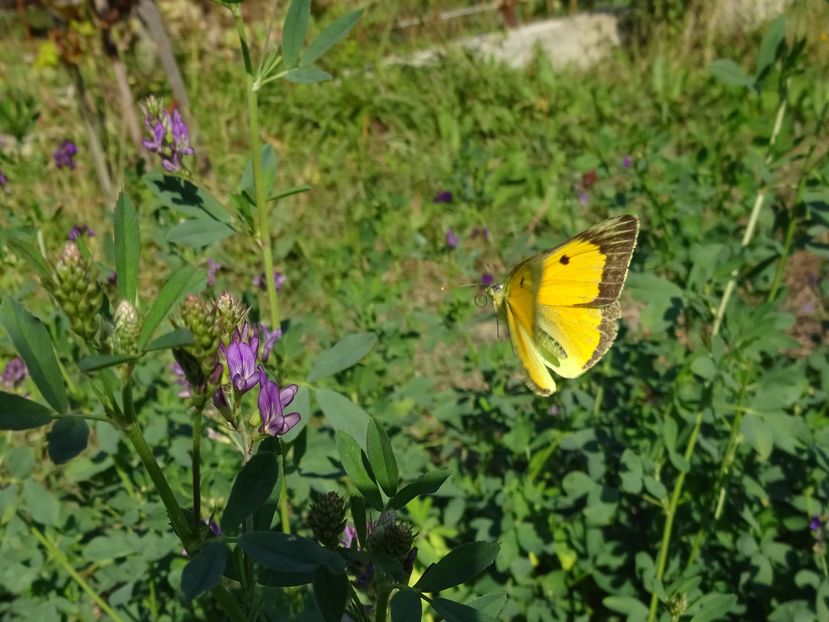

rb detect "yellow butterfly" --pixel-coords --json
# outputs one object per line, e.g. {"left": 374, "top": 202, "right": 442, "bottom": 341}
{"left": 488, "top": 214, "right": 639, "bottom": 396}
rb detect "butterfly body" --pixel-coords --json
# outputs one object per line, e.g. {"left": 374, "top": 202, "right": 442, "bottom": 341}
{"left": 488, "top": 215, "right": 639, "bottom": 396}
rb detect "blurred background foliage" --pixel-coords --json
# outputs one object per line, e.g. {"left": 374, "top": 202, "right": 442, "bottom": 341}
{"left": 1, "top": 0, "right": 829, "bottom": 620}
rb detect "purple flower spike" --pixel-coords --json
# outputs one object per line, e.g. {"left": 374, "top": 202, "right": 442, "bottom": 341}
{"left": 811, "top": 515, "right": 822, "bottom": 532}
{"left": 623, "top": 155, "right": 633, "bottom": 169}
{"left": 54, "top": 140, "right": 78, "bottom": 170}
{"left": 2, "top": 357, "right": 28, "bottom": 388}
{"left": 221, "top": 325, "right": 261, "bottom": 393}
{"left": 445, "top": 228, "right": 459, "bottom": 250}
{"left": 141, "top": 96, "right": 195, "bottom": 173}
{"left": 481, "top": 272, "right": 494, "bottom": 287}
{"left": 67, "top": 224, "right": 95, "bottom": 241}
{"left": 257, "top": 367, "right": 300, "bottom": 437}
{"left": 206, "top": 258, "right": 222, "bottom": 287}
{"left": 433, "top": 190, "right": 453, "bottom": 203}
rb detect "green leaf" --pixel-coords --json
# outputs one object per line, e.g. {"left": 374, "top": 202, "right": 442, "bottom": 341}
{"left": 756, "top": 16, "right": 786, "bottom": 77}
{"left": 467, "top": 593, "right": 508, "bottom": 616}
{"left": 709, "top": 58, "right": 755, "bottom": 89}
{"left": 282, "top": 0, "right": 310, "bottom": 68}
{"left": 300, "top": 9, "right": 362, "bottom": 67}
{"left": 308, "top": 332, "right": 376, "bottom": 382}
{"left": 165, "top": 218, "right": 235, "bottom": 248}
{"left": 389, "top": 470, "right": 451, "bottom": 510}
{"left": 0, "top": 391, "right": 54, "bottom": 430}
{"left": 47, "top": 416, "right": 89, "bottom": 464}
{"left": 430, "top": 597, "right": 498, "bottom": 622}
{"left": 415, "top": 542, "right": 500, "bottom": 593}
{"left": 145, "top": 328, "right": 195, "bottom": 352}
{"left": 145, "top": 173, "right": 232, "bottom": 224}
{"left": 114, "top": 192, "right": 139, "bottom": 305}
{"left": 316, "top": 389, "right": 370, "bottom": 450}
{"left": 22, "top": 480, "right": 61, "bottom": 526}
{"left": 562, "top": 471, "right": 598, "bottom": 499}
{"left": 603, "top": 595, "right": 649, "bottom": 618}
{"left": 313, "top": 566, "right": 349, "bottom": 622}
{"left": 284, "top": 67, "right": 332, "bottom": 84}
{"left": 181, "top": 541, "right": 229, "bottom": 600}
{"left": 689, "top": 593, "right": 738, "bottom": 622}
{"left": 366, "top": 417, "right": 398, "bottom": 497}
{"left": 6, "top": 234, "right": 50, "bottom": 278}
{"left": 336, "top": 432, "right": 383, "bottom": 510}
{"left": 237, "top": 531, "right": 345, "bottom": 574}
{"left": 78, "top": 354, "right": 137, "bottom": 372}
{"left": 268, "top": 184, "right": 311, "bottom": 203}
{"left": 138, "top": 266, "right": 204, "bottom": 348}
{"left": 0, "top": 299, "right": 67, "bottom": 414}
{"left": 221, "top": 452, "right": 280, "bottom": 532}
{"left": 690, "top": 355, "right": 717, "bottom": 380}
{"left": 391, "top": 587, "right": 422, "bottom": 622}
{"left": 351, "top": 495, "right": 367, "bottom": 546}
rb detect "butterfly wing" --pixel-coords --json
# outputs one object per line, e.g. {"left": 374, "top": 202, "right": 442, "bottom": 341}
{"left": 501, "top": 215, "right": 639, "bottom": 394}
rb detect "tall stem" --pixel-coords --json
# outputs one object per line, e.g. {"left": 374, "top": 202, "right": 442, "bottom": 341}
{"left": 374, "top": 584, "right": 392, "bottom": 622}
{"left": 647, "top": 410, "right": 704, "bottom": 622}
{"left": 193, "top": 409, "right": 202, "bottom": 523}
{"left": 232, "top": 6, "right": 281, "bottom": 335}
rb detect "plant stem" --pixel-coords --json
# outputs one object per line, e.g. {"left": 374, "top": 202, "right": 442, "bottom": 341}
{"left": 31, "top": 525, "right": 128, "bottom": 622}
{"left": 375, "top": 585, "right": 392, "bottom": 622}
{"left": 232, "top": 5, "right": 281, "bottom": 335}
{"left": 712, "top": 94, "right": 787, "bottom": 337}
{"left": 279, "top": 440, "right": 290, "bottom": 533}
{"left": 647, "top": 410, "right": 704, "bottom": 622}
{"left": 193, "top": 409, "right": 202, "bottom": 523}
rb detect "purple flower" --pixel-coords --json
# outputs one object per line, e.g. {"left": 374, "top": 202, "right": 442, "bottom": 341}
{"left": 433, "top": 190, "right": 453, "bottom": 203}
{"left": 253, "top": 271, "right": 286, "bottom": 292}
{"left": 206, "top": 258, "right": 221, "bottom": 287}
{"left": 141, "top": 97, "right": 195, "bottom": 173}
{"left": 481, "top": 272, "right": 494, "bottom": 287}
{"left": 67, "top": 224, "right": 95, "bottom": 241}
{"left": 0, "top": 168, "right": 7, "bottom": 190}
{"left": 54, "top": 140, "right": 78, "bottom": 170}
{"left": 811, "top": 515, "right": 822, "bottom": 532}
{"left": 623, "top": 155, "right": 633, "bottom": 169}
{"left": 258, "top": 323, "right": 282, "bottom": 362}
{"left": 257, "top": 367, "right": 300, "bottom": 436}
{"left": 205, "top": 518, "right": 222, "bottom": 537}
{"left": 342, "top": 525, "right": 359, "bottom": 548}
{"left": 577, "top": 191, "right": 589, "bottom": 206}
{"left": 2, "top": 357, "right": 27, "bottom": 388}
{"left": 445, "top": 228, "right": 459, "bottom": 250}
{"left": 220, "top": 323, "right": 261, "bottom": 393}
{"left": 170, "top": 361, "right": 192, "bottom": 398}
{"left": 106, "top": 271, "right": 117, "bottom": 286}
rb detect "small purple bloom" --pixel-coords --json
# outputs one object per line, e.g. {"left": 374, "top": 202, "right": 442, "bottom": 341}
{"left": 445, "top": 228, "right": 459, "bottom": 250}
{"left": 106, "top": 271, "right": 117, "bottom": 286}
{"left": 170, "top": 361, "right": 192, "bottom": 398}
{"left": 577, "top": 191, "right": 589, "bottom": 206}
{"left": 206, "top": 258, "right": 221, "bottom": 287}
{"left": 342, "top": 525, "right": 359, "bottom": 548}
{"left": 258, "top": 323, "right": 282, "bottom": 362}
{"left": 0, "top": 168, "right": 7, "bottom": 190}
{"left": 257, "top": 367, "right": 300, "bottom": 437}
{"left": 811, "top": 515, "right": 822, "bottom": 532}
{"left": 54, "top": 140, "right": 78, "bottom": 170}
{"left": 141, "top": 97, "right": 195, "bottom": 173}
{"left": 206, "top": 518, "right": 222, "bottom": 537}
{"left": 433, "top": 190, "right": 453, "bottom": 203}
{"left": 2, "top": 357, "right": 28, "bottom": 388}
{"left": 481, "top": 273, "right": 494, "bottom": 287}
{"left": 623, "top": 155, "right": 633, "bottom": 169}
{"left": 212, "top": 387, "right": 230, "bottom": 413}
{"left": 67, "top": 224, "right": 95, "bottom": 241}
{"left": 253, "top": 271, "right": 286, "bottom": 292}
{"left": 220, "top": 323, "right": 261, "bottom": 393}
{"left": 471, "top": 226, "right": 490, "bottom": 241}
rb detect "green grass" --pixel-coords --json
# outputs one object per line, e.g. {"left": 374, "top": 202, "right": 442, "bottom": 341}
{"left": 1, "top": 1, "right": 829, "bottom": 620}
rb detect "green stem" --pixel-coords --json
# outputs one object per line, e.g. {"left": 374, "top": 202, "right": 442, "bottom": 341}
{"left": 31, "top": 525, "right": 128, "bottom": 622}
{"left": 232, "top": 5, "right": 280, "bottom": 335}
{"left": 375, "top": 585, "right": 392, "bottom": 622}
{"left": 712, "top": 94, "right": 787, "bottom": 337}
{"left": 212, "top": 585, "right": 248, "bottom": 622}
{"left": 193, "top": 409, "right": 202, "bottom": 523}
{"left": 279, "top": 440, "right": 290, "bottom": 533}
{"left": 647, "top": 410, "right": 704, "bottom": 622}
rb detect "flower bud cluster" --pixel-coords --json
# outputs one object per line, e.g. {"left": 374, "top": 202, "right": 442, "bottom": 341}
{"left": 308, "top": 492, "right": 348, "bottom": 549}
{"left": 181, "top": 294, "right": 221, "bottom": 384}
{"left": 112, "top": 301, "right": 142, "bottom": 354}
{"left": 49, "top": 242, "right": 103, "bottom": 341}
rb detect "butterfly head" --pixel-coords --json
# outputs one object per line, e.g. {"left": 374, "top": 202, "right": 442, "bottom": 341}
{"left": 486, "top": 282, "right": 506, "bottom": 311}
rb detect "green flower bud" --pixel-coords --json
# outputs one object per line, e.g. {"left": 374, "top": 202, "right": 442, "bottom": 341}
{"left": 367, "top": 511, "right": 414, "bottom": 562}
{"left": 49, "top": 242, "right": 104, "bottom": 341}
{"left": 180, "top": 294, "right": 221, "bottom": 383}
{"left": 215, "top": 291, "right": 248, "bottom": 340}
{"left": 308, "top": 492, "right": 347, "bottom": 549}
{"left": 112, "top": 300, "right": 142, "bottom": 354}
